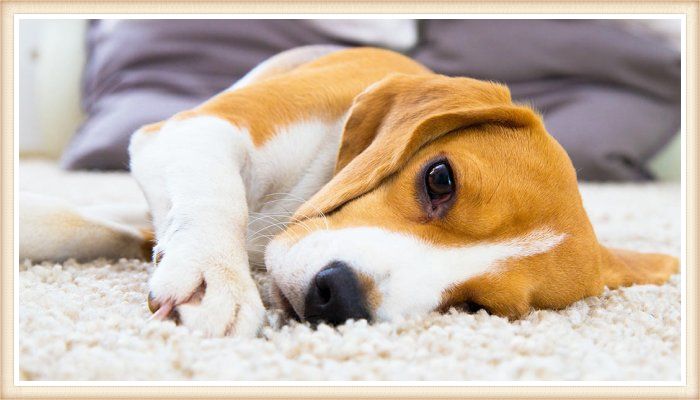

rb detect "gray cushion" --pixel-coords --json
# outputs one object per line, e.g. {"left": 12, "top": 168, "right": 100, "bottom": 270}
{"left": 61, "top": 19, "right": 339, "bottom": 170}
{"left": 412, "top": 20, "right": 680, "bottom": 181}
{"left": 61, "top": 20, "right": 680, "bottom": 181}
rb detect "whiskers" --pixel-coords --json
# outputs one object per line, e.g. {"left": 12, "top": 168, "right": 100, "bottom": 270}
{"left": 246, "top": 192, "right": 330, "bottom": 266}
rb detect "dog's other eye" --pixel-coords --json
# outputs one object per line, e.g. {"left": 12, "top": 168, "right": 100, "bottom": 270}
{"left": 426, "top": 161, "right": 455, "bottom": 201}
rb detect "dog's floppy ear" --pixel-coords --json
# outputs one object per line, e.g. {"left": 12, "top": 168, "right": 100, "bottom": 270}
{"left": 294, "top": 73, "right": 541, "bottom": 220}
{"left": 599, "top": 246, "right": 679, "bottom": 289}
{"left": 333, "top": 73, "right": 521, "bottom": 173}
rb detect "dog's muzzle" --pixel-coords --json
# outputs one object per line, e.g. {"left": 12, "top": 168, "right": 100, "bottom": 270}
{"left": 303, "top": 261, "right": 371, "bottom": 325}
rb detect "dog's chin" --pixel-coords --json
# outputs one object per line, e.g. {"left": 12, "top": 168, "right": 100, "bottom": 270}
{"left": 269, "top": 282, "right": 301, "bottom": 322}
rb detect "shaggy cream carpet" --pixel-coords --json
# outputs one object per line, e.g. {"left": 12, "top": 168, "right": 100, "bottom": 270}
{"left": 18, "top": 159, "right": 682, "bottom": 381}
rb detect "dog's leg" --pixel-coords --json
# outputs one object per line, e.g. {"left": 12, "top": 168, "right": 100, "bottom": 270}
{"left": 129, "top": 116, "right": 264, "bottom": 337}
{"left": 19, "top": 192, "right": 152, "bottom": 262}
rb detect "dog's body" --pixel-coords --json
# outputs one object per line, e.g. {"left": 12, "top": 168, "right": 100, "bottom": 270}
{"left": 20, "top": 46, "right": 678, "bottom": 337}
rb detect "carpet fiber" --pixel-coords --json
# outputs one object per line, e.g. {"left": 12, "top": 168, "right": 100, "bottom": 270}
{"left": 18, "top": 160, "right": 682, "bottom": 381}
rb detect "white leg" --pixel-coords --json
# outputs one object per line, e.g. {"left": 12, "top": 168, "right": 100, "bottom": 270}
{"left": 129, "top": 116, "right": 264, "bottom": 337}
{"left": 19, "top": 191, "right": 150, "bottom": 262}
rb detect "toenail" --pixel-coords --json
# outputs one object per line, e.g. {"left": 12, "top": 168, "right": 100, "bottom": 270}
{"left": 147, "top": 291, "right": 160, "bottom": 313}
{"left": 154, "top": 250, "right": 164, "bottom": 264}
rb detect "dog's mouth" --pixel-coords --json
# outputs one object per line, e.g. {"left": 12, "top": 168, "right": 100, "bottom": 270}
{"left": 271, "top": 283, "right": 301, "bottom": 322}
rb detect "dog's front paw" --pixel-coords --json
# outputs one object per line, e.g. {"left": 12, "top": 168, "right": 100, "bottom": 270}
{"left": 147, "top": 241, "right": 265, "bottom": 337}
{"left": 176, "top": 270, "right": 265, "bottom": 337}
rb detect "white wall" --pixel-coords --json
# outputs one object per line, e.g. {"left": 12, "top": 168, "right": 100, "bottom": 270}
{"left": 18, "top": 19, "right": 87, "bottom": 158}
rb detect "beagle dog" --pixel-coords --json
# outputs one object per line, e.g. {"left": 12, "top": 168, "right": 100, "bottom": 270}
{"left": 20, "top": 46, "right": 679, "bottom": 337}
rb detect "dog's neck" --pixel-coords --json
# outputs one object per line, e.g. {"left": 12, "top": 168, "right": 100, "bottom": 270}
{"left": 243, "top": 116, "right": 347, "bottom": 265}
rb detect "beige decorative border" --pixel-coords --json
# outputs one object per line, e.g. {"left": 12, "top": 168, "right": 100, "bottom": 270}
{"left": 1, "top": 1, "right": 697, "bottom": 398}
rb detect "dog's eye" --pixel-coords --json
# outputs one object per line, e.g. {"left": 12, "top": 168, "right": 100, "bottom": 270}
{"left": 426, "top": 161, "right": 455, "bottom": 201}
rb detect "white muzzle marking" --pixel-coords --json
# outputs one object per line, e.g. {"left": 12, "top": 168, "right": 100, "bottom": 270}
{"left": 265, "top": 226, "right": 566, "bottom": 321}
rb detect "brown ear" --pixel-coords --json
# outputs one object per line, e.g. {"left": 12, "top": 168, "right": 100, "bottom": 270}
{"left": 294, "top": 73, "right": 541, "bottom": 220}
{"left": 600, "top": 247, "right": 679, "bottom": 289}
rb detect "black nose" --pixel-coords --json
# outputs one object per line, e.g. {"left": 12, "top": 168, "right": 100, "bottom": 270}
{"left": 304, "top": 261, "right": 371, "bottom": 326}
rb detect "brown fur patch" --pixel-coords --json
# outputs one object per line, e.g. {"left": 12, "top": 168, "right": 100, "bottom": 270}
{"left": 356, "top": 272, "right": 382, "bottom": 311}
{"left": 139, "top": 47, "right": 430, "bottom": 147}
{"left": 139, "top": 228, "right": 156, "bottom": 261}
{"left": 278, "top": 73, "right": 678, "bottom": 320}
{"left": 601, "top": 248, "right": 679, "bottom": 288}
{"left": 141, "top": 122, "right": 164, "bottom": 134}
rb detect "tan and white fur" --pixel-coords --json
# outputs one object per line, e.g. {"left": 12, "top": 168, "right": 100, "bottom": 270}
{"left": 19, "top": 46, "right": 679, "bottom": 337}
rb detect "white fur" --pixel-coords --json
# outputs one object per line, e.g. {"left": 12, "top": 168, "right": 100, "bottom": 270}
{"left": 245, "top": 119, "right": 344, "bottom": 266}
{"left": 129, "top": 116, "right": 265, "bottom": 337}
{"left": 265, "top": 227, "right": 567, "bottom": 321}
{"left": 21, "top": 112, "right": 344, "bottom": 338}
{"left": 128, "top": 115, "right": 344, "bottom": 336}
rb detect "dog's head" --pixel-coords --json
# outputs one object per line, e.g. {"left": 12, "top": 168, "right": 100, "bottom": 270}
{"left": 265, "top": 73, "right": 678, "bottom": 325}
